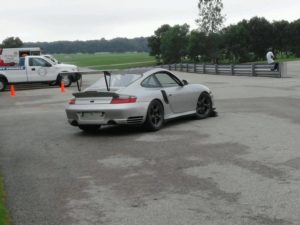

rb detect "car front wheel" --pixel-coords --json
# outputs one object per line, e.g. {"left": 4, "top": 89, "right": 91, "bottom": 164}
{"left": 144, "top": 100, "right": 164, "bottom": 131}
{"left": 195, "top": 92, "right": 212, "bottom": 119}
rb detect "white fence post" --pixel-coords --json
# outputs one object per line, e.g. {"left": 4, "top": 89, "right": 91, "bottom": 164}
{"left": 280, "top": 62, "right": 287, "bottom": 78}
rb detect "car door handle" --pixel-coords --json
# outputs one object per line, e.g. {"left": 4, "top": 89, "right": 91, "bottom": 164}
{"left": 31, "top": 68, "right": 36, "bottom": 71}
{"left": 168, "top": 94, "right": 172, "bottom": 96}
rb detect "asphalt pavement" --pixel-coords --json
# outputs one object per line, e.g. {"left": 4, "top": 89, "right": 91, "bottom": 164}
{"left": 0, "top": 70, "right": 300, "bottom": 225}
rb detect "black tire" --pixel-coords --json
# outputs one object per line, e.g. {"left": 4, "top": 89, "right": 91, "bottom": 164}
{"left": 78, "top": 125, "right": 101, "bottom": 133}
{"left": 144, "top": 100, "right": 164, "bottom": 131}
{"left": 58, "top": 74, "right": 72, "bottom": 87}
{"left": 0, "top": 78, "right": 7, "bottom": 92}
{"left": 195, "top": 92, "right": 212, "bottom": 119}
{"left": 49, "top": 81, "right": 57, "bottom": 86}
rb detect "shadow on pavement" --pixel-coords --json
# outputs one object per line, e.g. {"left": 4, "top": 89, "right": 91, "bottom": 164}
{"left": 72, "top": 115, "right": 213, "bottom": 137}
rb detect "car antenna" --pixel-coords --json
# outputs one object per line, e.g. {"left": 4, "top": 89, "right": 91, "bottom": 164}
{"left": 104, "top": 71, "right": 111, "bottom": 92}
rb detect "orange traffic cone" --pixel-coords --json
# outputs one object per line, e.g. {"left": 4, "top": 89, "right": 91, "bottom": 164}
{"left": 10, "top": 85, "right": 16, "bottom": 97}
{"left": 60, "top": 81, "right": 65, "bottom": 93}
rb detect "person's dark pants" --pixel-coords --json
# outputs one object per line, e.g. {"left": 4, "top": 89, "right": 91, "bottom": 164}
{"left": 270, "top": 62, "right": 279, "bottom": 71}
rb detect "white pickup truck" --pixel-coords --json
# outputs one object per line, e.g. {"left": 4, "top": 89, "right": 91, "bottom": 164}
{"left": 0, "top": 55, "right": 80, "bottom": 92}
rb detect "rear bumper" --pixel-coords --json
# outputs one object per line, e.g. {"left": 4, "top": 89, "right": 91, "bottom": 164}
{"left": 66, "top": 102, "right": 148, "bottom": 126}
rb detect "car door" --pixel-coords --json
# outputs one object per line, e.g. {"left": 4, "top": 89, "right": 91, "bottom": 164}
{"left": 155, "top": 72, "right": 194, "bottom": 113}
{"left": 26, "top": 57, "right": 56, "bottom": 82}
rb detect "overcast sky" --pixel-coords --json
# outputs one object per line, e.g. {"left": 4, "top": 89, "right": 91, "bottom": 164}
{"left": 1, "top": 0, "right": 300, "bottom": 42}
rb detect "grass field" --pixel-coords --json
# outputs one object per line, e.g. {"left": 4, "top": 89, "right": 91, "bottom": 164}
{"left": 54, "top": 52, "right": 299, "bottom": 70}
{"left": 54, "top": 52, "right": 156, "bottom": 70}
{"left": 0, "top": 176, "right": 9, "bottom": 225}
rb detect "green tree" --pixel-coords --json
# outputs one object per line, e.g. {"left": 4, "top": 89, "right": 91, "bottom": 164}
{"left": 205, "top": 32, "right": 224, "bottom": 63}
{"left": 160, "top": 24, "right": 190, "bottom": 63}
{"left": 188, "top": 31, "right": 207, "bottom": 62}
{"left": 148, "top": 24, "right": 171, "bottom": 63}
{"left": 272, "top": 20, "right": 290, "bottom": 55}
{"left": 288, "top": 19, "right": 300, "bottom": 57}
{"left": 247, "top": 17, "right": 273, "bottom": 60}
{"left": 1, "top": 37, "right": 23, "bottom": 48}
{"left": 24, "top": 37, "right": 149, "bottom": 54}
{"left": 222, "top": 20, "right": 252, "bottom": 63}
{"left": 196, "top": 0, "right": 225, "bottom": 34}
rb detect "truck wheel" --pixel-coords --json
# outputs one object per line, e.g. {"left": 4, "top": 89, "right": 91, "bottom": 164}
{"left": 0, "top": 78, "right": 7, "bottom": 92}
{"left": 49, "top": 81, "right": 57, "bottom": 86}
{"left": 59, "top": 74, "right": 72, "bottom": 87}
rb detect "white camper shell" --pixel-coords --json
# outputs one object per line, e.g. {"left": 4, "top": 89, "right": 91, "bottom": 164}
{"left": 0, "top": 47, "right": 41, "bottom": 64}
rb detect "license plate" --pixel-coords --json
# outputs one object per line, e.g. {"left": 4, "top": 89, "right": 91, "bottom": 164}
{"left": 79, "top": 112, "right": 105, "bottom": 120}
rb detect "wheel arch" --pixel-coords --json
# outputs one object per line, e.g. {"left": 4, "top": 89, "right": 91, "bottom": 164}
{"left": 56, "top": 71, "right": 69, "bottom": 82}
{"left": 0, "top": 74, "right": 8, "bottom": 92}
{"left": 0, "top": 74, "right": 8, "bottom": 83}
{"left": 151, "top": 98, "right": 165, "bottom": 110}
{"left": 200, "top": 90, "right": 210, "bottom": 96}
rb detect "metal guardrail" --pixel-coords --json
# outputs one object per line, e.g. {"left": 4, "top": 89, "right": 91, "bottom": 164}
{"left": 160, "top": 63, "right": 283, "bottom": 78}
{"left": 61, "top": 62, "right": 285, "bottom": 92}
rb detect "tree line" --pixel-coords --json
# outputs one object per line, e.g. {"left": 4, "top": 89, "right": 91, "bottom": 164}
{"left": 148, "top": 17, "right": 300, "bottom": 64}
{"left": 1, "top": 37, "right": 149, "bottom": 54}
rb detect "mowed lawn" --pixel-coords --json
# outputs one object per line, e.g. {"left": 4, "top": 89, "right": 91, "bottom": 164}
{"left": 54, "top": 52, "right": 156, "bottom": 70}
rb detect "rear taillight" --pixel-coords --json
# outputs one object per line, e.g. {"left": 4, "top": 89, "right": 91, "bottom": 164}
{"left": 111, "top": 96, "right": 137, "bottom": 104}
{"left": 69, "top": 98, "right": 76, "bottom": 105}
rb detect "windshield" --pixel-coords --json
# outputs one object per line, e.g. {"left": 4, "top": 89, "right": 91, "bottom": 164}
{"left": 89, "top": 74, "right": 142, "bottom": 90}
{"left": 44, "top": 55, "right": 58, "bottom": 64}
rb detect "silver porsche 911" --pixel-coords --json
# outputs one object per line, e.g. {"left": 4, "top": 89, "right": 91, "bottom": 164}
{"left": 66, "top": 68, "right": 216, "bottom": 132}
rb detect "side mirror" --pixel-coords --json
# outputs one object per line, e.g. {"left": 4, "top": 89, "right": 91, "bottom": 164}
{"left": 182, "top": 80, "right": 189, "bottom": 86}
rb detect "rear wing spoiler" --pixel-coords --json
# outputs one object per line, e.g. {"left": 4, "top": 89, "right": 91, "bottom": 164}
{"left": 73, "top": 91, "right": 118, "bottom": 98}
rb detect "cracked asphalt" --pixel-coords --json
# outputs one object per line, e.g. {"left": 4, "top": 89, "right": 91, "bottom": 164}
{"left": 0, "top": 69, "right": 300, "bottom": 225}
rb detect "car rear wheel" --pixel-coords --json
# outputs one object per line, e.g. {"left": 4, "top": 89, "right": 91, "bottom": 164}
{"left": 144, "top": 100, "right": 164, "bottom": 131}
{"left": 195, "top": 92, "right": 212, "bottom": 119}
{"left": 0, "top": 78, "right": 7, "bottom": 92}
{"left": 78, "top": 125, "right": 101, "bottom": 133}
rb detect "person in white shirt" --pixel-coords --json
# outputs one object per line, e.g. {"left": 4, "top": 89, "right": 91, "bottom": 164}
{"left": 266, "top": 48, "right": 279, "bottom": 71}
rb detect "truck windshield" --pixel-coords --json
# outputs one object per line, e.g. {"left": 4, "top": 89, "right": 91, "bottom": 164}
{"left": 44, "top": 55, "right": 58, "bottom": 64}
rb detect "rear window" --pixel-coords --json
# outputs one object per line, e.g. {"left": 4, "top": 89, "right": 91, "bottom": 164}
{"left": 89, "top": 74, "right": 142, "bottom": 89}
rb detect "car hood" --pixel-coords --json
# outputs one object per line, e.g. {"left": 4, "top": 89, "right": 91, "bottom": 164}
{"left": 56, "top": 63, "right": 77, "bottom": 68}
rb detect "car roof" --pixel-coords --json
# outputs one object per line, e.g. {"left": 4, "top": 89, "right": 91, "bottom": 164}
{"left": 142, "top": 68, "right": 170, "bottom": 76}
{"left": 118, "top": 67, "right": 170, "bottom": 76}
